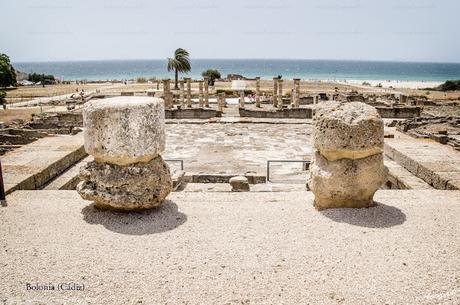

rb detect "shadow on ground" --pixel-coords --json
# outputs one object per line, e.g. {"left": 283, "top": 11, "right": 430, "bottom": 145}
{"left": 319, "top": 202, "right": 406, "bottom": 228}
{"left": 81, "top": 200, "right": 187, "bottom": 235}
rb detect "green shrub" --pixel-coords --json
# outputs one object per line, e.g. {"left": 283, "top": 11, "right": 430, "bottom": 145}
{"left": 202, "top": 69, "right": 221, "bottom": 86}
{"left": 436, "top": 80, "right": 460, "bottom": 91}
{"left": 28, "top": 73, "right": 56, "bottom": 84}
{"left": 137, "top": 77, "right": 147, "bottom": 83}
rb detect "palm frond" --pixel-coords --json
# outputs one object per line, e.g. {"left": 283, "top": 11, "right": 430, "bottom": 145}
{"left": 166, "top": 48, "right": 191, "bottom": 74}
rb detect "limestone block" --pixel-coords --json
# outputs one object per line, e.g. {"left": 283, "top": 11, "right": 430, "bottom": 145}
{"left": 308, "top": 151, "right": 388, "bottom": 210}
{"left": 77, "top": 156, "right": 172, "bottom": 211}
{"left": 229, "top": 176, "right": 250, "bottom": 192}
{"left": 313, "top": 102, "right": 383, "bottom": 161}
{"left": 83, "top": 96, "right": 165, "bottom": 166}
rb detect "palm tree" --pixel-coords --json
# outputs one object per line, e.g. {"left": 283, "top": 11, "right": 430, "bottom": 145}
{"left": 167, "top": 48, "right": 191, "bottom": 89}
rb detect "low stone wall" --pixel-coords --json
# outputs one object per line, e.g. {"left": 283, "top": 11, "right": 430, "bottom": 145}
{"left": 299, "top": 96, "right": 314, "bottom": 105}
{"left": 25, "top": 112, "right": 83, "bottom": 132}
{"left": 239, "top": 108, "right": 312, "bottom": 119}
{"left": 165, "top": 108, "right": 222, "bottom": 119}
{"left": 183, "top": 173, "right": 266, "bottom": 184}
{"left": 375, "top": 106, "right": 421, "bottom": 119}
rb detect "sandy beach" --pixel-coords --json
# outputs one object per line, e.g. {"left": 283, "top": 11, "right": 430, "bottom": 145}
{"left": 343, "top": 79, "right": 443, "bottom": 89}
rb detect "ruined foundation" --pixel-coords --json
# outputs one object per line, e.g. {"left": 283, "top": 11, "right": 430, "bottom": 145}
{"left": 77, "top": 96, "right": 172, "bottom": 211}
{"left": 308, "top": 102, "right": 388, "bottom": 210}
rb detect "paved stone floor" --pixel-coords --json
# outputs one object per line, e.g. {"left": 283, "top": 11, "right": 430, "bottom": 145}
{"left": 165, "top": 122, "right": 312, "bottom": 182}
{"left": 1, "top": 190, "right": 459, "bottom": 305}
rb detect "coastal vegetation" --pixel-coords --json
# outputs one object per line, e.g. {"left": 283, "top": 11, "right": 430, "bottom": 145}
{"left": 0, "top": 90, "right": 6, "bottom": 108}
{"left": 425, "top": 80, "right": 460, "bottom": 91}
{"left": 0, "top": 53, "right": 17, "bottom": 88}
{"left": 436, "top": 80, "right": 460, "bottom": 91}
{"left": 202, "top": 69, "right": 221, "bottom": 86}
{"left": 167, "top": 48, "right": 191, "bottom": 89}
{"left": 28, "top": 73, "right": 56, "bottom": 85}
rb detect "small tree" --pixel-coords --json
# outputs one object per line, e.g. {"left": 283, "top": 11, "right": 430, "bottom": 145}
{"left": 202, "top": 69, "right": 221, "bottom": 86}
{"left": 0, "top": 90, "right": 7, "bottom": 109}
{"left": 0, "top": 53, "right": 17, "bottom": 88}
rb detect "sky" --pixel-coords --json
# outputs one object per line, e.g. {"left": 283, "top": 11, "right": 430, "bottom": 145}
{"left": 2, "top": 0, "right": 460, "bottom": 63}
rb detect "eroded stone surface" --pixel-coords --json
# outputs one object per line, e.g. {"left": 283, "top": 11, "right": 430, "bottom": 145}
{"left": 309, "top": 101, "right": 387, "bottom": 209}
{"left": 77, "top": 156, "right": 172, "bottom": 211}
{"left": 308, "top": 151, "right": 388, "bottom": 210}
{"left": 313, "top": 102, "right": 383, "bottom": 161}
{"left": 83, "top": 96, "right": 165, "bottom": 166}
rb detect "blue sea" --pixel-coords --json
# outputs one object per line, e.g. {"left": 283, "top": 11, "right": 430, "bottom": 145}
{"left": 13, "top": 59, "right": 460, "bottom": 82}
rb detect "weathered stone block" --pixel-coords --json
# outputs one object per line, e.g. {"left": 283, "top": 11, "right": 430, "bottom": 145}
{"left": 78, "top": 156, "right": 172, "bottom": 211}
{"left": 308, "top": 151, "right": 387, "bottom": 210}
{"left": 83, "top": 96, "right": 165, "bottom": 166}
{"left": 308, "top": 102, "right": 387, "bottom": 209}
{"left": 313, "top": 102, "right": 383, "bottom": 161}
{"left": 229, "top": 176, "right": 250, "bottom": 192}
{"left": 78, "top": 96, "right": 171, "bottom": 211}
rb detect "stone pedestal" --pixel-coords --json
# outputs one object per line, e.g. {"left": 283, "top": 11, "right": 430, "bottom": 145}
{"left": 203, "top": 77, "right": 209, "bottom": 107}
{"left": 77, "top": 96, "right": 172, "bottom": 211}
{"left": 255, "top": 77, "right": 261, "bottom": 108}
{"left": 185, "top": 78, "right": 192, "bottom": 108}
{"left": 273, "top": 77, "right": 278, "bottom": 108}
{"left": 307, "top": 102, "right": 388, "bottom": 210}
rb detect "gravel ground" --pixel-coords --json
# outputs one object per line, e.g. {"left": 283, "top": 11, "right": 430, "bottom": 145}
{"left": 1, "top": 190, "right": 459, "bottom": 305}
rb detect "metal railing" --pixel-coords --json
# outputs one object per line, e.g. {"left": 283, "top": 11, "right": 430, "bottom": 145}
{"left": 266, "top": 160, "right": 310, "bottom": 181}
{"left": 0, "top": 160, "right": 6, "bottom": 205}
{"left": 164, "top": 159, "right": 184, "bottom": 170}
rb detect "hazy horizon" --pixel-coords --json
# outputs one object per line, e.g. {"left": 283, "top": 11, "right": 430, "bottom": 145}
{"left": 12, "top": 58, "right": 460, "bottom": 64}
{"left": 2, "top": 0, "right": 460, "bottom": 63}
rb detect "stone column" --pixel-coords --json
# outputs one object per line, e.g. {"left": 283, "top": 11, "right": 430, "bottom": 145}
{"left": 185, "top": 78, "right": 192, "bottom": 107}
{"left": 162, "top": 79, "right": 171, "bottom": 109}
{"left": 293, "top": 78, "right": 300, "bottom": 108}
{"left": 255, "top": 77, "right": 261, "bottom": 108}
{"left": 400, "top": 94, "right": 408, "bottom": 105}
{"left": 277, "top": 79, "right": 283, "bottom": 110}
{"left": 307, "top": 102, "right": 388, "bottom": 210}
{"left": 198, "top": 80, "right": 204, "bottom": 108}
{"left": 239, "top": 91, "right": 245, "bottom": 109}
{"left": 203, "top": 76, "right": 209, "bottom": 107}
{"left": 273, "top": 77, "right": 278, "bottom": 108}
{"left": 179, "top": 80, "right": 185, "bottom": 107}
{"left": 77, "top": 96, "right": 172, "bottom": 211}
{"left": 217, "top": 93, "right": 225, "bottom": 112}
